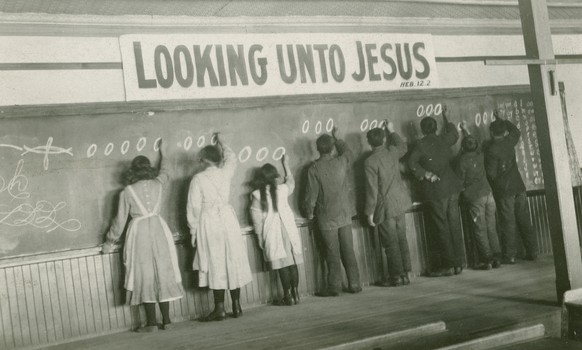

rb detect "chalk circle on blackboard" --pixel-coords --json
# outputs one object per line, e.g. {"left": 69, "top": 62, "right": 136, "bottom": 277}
{"left": 87, "top": 144, "right": 97, "bottom": 158}
{"left": 360, "top": 119, "right": 369, "bottom": 132}
{"left": 104, "top": 142, "right": 114, "bottom": 156}
{"left": 272, "top": 147, "right": 286, "bottom": 161}
{"left": 315, "top": 121, "right": 322, "bottom": 134}
{"left": 302, "top": 120, "right": 310, "bottom": 134}
{"left": 211, "top": 134, "right": 218, "bottom": 145}
{"left": 239, "top": 146, "right": 252, "bottom": 163}
{"left": 137, "top": 137, "right": 147, "bottom": 151}
{"left": 184, "top": 136, "right": 193, "bottom": 151}
{"left": 326, "top": 118, "right": 334, "bottom": 132}
{"left": 154, "top": 137, "right": 162, "bottom": 151}
{"left": 197, "top": 135, "right": 205, "bottom": 148}
{"left": 121, "top": 140, "right": 130, "bottom": 155}
{"left": 256, "top": 147, "right": 269, "bottom": 162}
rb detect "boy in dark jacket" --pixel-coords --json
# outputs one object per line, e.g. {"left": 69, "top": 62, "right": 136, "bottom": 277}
{"left": 484, "top": 113, "right": 538, "bottom": 264}
{"left": 364, "top": 120, "right": 412, "bottom": 286}
{"left": 457, "top": 122, "right": 501, "bottom": 270}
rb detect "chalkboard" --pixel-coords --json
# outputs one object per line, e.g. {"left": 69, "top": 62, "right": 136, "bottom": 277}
{"left": 0, "top": 89, "right": 544, "bottom": 258}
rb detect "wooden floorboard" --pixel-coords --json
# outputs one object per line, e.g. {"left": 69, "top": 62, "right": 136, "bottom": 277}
{"left": 45, "top": 256, "right": 560, "bottom": 350}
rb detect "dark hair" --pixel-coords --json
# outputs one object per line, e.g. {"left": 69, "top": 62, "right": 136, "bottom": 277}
{"left": 199, "top": 145, "right": 222, "bottom": 165}
{"left": 254, "top": 163, "right": 280, "bottom": 212}
{"left": 123, "top": 155, "right": 158, "bottom": 185}
{"left": 316, "top": 134, "right": 335, "bottom": 155}
{"left": 420, "top": 117, "right": 437, "bottom": 135}
{"left": 489, "top": 119, "right": 507, "bottom": 137}
{"left": 367, "top": 128, "right": 385, "bottom": 147}
{"left": 462, "top": 136, "right": 478, "bottom": 152}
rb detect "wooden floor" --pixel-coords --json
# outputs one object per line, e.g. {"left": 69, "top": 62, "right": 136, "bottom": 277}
{"left": 45, "top": 256, "right": 562, "bottom": 350}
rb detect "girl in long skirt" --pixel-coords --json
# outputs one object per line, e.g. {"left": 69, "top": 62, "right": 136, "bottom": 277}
{"left": 103, "top": 141, "right": 183, "bottom": 332}
{"left": 250, "top": 155, "right": 304, "bottom": 305}
{"left": 187, "top": 134, "right": 252, "bottom": 321}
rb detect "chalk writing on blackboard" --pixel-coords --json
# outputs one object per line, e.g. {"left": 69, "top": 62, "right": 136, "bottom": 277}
{"left": 0, "top": 137, "right": 73, "bottom": 170}
{"left": 0, "top": 159, "right": 81, "bottom": 233}
{"left": 416, "top": 103, "right": 443, "bottom": 118}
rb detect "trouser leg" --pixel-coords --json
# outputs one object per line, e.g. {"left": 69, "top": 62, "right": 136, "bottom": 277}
{"left": 467, "top": 196, "right": 492, "bottom": 263}
{"left": 514, "top": 191, "right": 538, "bottom": 258}
{"left": 338, "top": 224, "right": 361, "bottom": 289}
{"left": 446, "top": 195, "right": 465, "bottom": 267}
{"left": 378, "top": 217, "right": 404, "bottom": 278}
{"left": 425, "top": 198, "right": 456, "bottom": 268}
{"left": 485, "top": 193, "right": 501, "bottom": 259}
{"left": 320, "top": 228, "right": 342, "bottom": 293}
{"left": 497, "top": 195, "right": 517, "bottom": 259}
{"left": 395, "top": 214, "right": 412, "bottom": 273}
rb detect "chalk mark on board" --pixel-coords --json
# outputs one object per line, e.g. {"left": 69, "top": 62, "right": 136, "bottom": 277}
{"left": 0, "top": 201, "right": 82, "bottom": 233}
{"left": 0, "top": 159, "right": 81, "bottom": 233}
{"left": 0, "top": 159, "right": 30, "bottom": 200}
{"left": 21, "top": 137, "right": 74, "bottom": 170}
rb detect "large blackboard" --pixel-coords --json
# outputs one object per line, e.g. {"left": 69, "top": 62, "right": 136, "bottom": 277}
{"left": 0, "top": 88, "right": 544, "bottom": 258}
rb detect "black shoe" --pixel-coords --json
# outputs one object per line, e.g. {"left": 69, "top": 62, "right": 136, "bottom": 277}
{"left": 232, "top": 300, "right": 243, "bottom": 317}
{"left": 375, "top": 280, "right": 393, "bottom": 287}
{"left": 159, "top": 322, "right": 174, "bottom": 331}
{"left": 290, "top": 287, "right": 300, "bottom": 305}
{"left": 476, "top": 263, "right": 492, "bottom": 271}
{"left": 504, "top": 257, "right": 516, "bottom": 265}
{"left": 401, "top": 275, "right": 410, "bottom": 285}
{"left": 454, "top": 266, "right": 463, "bottom": 275}
{"left": 315, "top": 290, "right": 340, "bottom": 297}
{"left": 492, "top": 259, "right": 502, "bottom": 268}
{"left": 201, "top": 308, "right": 226, "bottom": 322}
{"left": 273, "top": 294, "right": 293, "bottom": 306}
{"left": 346, "top": 286, "right": 362, "bottom": 294}
{"left": 428, "top": 268, "right": 454, "bottom": 277}
{"left": 524, "top": 253, "right": 538, "bottom": 261}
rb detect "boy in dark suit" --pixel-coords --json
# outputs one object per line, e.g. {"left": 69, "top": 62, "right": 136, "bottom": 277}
{"left": 484, "top": 114, "right": 538, "bottom": 264}
{"left": 408, "top": 106, "right": 465, "bottom": 277}
{"left": 364, "top": 120, "right": 412, "bottom": 286}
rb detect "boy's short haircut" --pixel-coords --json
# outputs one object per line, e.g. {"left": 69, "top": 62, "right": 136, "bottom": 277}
{"left": 462, "top": 136, "right": 479, "bottom": 152}
{"left": 489, "top": 119, "right": 507, "bottom": 137}
{"left": 367, "top": 128, "right": 385, "bottom": 147}
{"left": 316, "top": 134, "right": 335, "bottom": 155}
{"left": 420, "top": 117, "right": 437, "bottom": 135}
{"left": 315, "top": 134, "right": 335, "bottom": 154}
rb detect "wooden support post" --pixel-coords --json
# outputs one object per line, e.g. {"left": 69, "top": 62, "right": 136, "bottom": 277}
{"left": 518, "top": 0, "right": 582, "bottom": 303}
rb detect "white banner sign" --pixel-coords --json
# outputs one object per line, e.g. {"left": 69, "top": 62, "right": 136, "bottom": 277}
{"left": 119, "top": 33, "right": 439, "bottom": 101}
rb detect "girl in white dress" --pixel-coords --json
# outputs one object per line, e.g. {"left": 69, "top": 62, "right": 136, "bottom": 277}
{"left": 250, "top": 155, "right": 303, "bottom": 305}
{"left": 103, "top": 141, "right": 183, "bottom": 332}
{"left": 187, "top": 134, "right": 252, "bottom": 321}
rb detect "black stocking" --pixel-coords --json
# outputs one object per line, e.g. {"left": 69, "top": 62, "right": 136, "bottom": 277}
{"left": 159, "top": 302, "right": 170, "bottom": 325}
{"left": 143, "top": 303, "right": 156, "bottom": 326}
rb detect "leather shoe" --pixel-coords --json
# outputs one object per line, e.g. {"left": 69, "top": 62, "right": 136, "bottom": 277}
{"left": 524, "top": 253, "right": 538, "bottom": 261}
{"left": 504, "top": 257, "right": 516, "bottom": 265}
{"left": 291, "top": 287, "right": 300, "bottom": 305}
{"left": 401, "top": 275, "right": 410, "bottom": 285}
{"left": 135, "top": 325, "right": 158, "bottom": 333}
{"left": 160, "top": 322, "right": 174, "bottom": 331}
{"left": 346, "top": 286, "right": 362, "bottom": 294}
{"left": 273, "top": 295, "right": 293, "bottom": 306}
{"left": 476, "top": 263, "right": 492, "bottom": 270}
{"left": 315, "top": 290, "right": 339, "bottom": 297}
{"left": 232, "top": 300, "right": 243, "bottom": 317}
{"left": 492, "top": 259, "right": 502, "bottom": 268}
{"left": 428, "top": 268, "right": 454, "bottom": 277}
{"left": 454, "top": 266, "right": 463, "bottom": 275}
{"left": 201, "top": 309, "right": 226, "bottom": 322}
